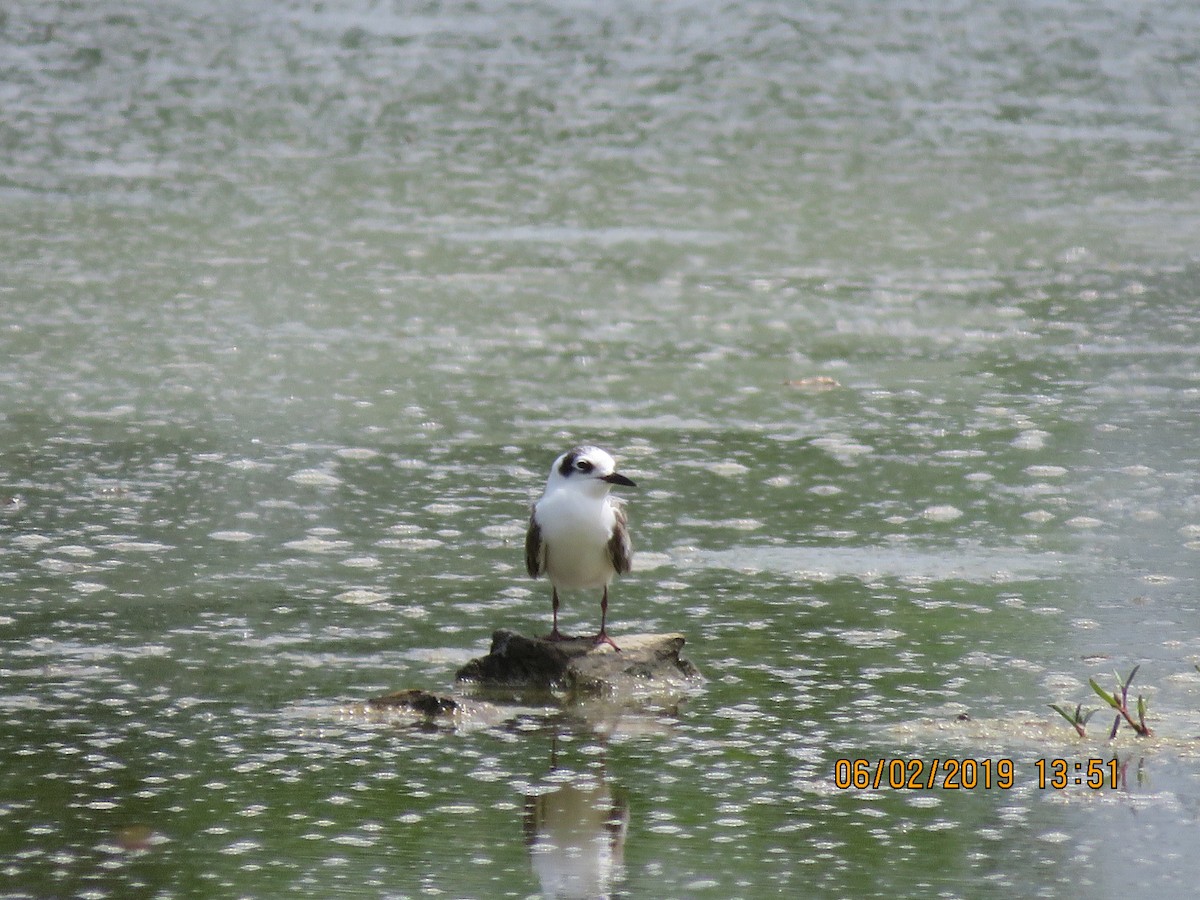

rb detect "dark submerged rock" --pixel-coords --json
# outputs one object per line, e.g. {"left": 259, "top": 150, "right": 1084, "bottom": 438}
{"left": 367, "top": 688, "right": 459, "bottom": 717}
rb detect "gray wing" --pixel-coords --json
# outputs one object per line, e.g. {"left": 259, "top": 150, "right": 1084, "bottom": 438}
{"left": 607, "top": 503, "right": 633, "bottom": 575}
{"left": 525, "top": 506, "right": 545, "bottom": 578}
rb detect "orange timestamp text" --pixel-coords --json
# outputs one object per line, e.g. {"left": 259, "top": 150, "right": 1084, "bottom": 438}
{"left": 833, "top": 757, "right": 1122, "bottom": 790}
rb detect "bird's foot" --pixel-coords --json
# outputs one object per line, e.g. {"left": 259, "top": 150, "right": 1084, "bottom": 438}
{"left": 592, "top": 631, "right": 621, "bottom": 652}
{"left": 545, "top": 628, "right": 571, "bottom": 643}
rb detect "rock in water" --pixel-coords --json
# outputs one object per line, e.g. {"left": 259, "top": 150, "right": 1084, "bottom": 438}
{"left": 366, "top": 688, "right": 458, "bottom": 717}
{"left": 455, "top": 630, "right": 702, "bottom": 695}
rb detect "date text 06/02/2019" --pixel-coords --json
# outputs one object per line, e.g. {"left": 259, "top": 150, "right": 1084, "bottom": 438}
{"left": 833, "top": 758, "right": 1122, "bottom": 790}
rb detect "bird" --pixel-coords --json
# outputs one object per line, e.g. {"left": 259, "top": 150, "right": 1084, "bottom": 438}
{"left": 525, "top": 446, "right": 636, "bottom": 650}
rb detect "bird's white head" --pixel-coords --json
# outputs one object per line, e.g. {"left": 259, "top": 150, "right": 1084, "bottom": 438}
{"left": 545, "top": 445, "right": 636, "bottom": 497}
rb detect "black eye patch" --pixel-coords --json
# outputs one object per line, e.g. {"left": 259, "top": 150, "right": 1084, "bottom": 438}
{"left": 576, "top": 459, "right": 594, "bottom": 472}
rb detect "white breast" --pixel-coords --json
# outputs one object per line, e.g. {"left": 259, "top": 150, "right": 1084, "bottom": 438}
{"left": 534, "top": 489, "right": 619, "bottom": 590}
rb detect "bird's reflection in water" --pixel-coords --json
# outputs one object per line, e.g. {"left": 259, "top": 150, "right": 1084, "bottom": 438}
{"left": 523, "top": 737, "right": 629, "bottom": 899}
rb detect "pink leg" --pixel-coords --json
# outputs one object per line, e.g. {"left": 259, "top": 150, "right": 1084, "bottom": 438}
{"left": 594, "top": 586, "right": 621, "bottom": 651}
{"left": 547, "top": 587, "right": 568, "bottom": 641}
